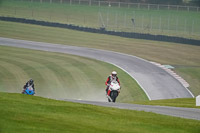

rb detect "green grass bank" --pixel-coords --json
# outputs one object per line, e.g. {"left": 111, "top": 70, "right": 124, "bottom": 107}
{"left": 0, "top": 20, "right": 199, "bottom": 97}
{"left": 0, "top": 92, "right": 200, "bottom": 133}
{"left": 132, "top": 98, "right": 200, "bottom": 109}
{"left": 0, "top": 45, "right": 148, "bottom": 102}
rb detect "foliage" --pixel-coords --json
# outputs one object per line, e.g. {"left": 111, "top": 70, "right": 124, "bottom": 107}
{"left": 190, "top": 0, "right": 200, "bottom": 6}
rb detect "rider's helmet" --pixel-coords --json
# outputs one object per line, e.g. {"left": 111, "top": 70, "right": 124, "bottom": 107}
{"left": 29, "top": 79, "right": 34, "bottom": 85}
{"left": 111, "top": 71, "right": 117, "bottom": 77}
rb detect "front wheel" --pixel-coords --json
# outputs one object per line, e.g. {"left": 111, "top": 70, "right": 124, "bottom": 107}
{"left": 110, "top": 91, "right": 118, "bottom": 103}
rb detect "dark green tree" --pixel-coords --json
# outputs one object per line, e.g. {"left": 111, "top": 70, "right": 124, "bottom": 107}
{"left": 190, "top": 0, "right": 200, "bottom": 6}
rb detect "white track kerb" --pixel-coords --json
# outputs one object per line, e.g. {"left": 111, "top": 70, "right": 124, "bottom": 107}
{"left": 0, "top": 37, "right": 194, "bottom": 100}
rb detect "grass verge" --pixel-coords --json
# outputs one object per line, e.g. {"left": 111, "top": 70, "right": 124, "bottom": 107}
{"left": 132, "top": 98, "right": 200, "bottom": 109}
{"left": 0, "top": 92, "right": 200, "bottom": 133}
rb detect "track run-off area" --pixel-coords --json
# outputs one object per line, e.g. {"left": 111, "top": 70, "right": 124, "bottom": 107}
{"left": 0, "top": 37, "right": 199, "bottom": 120}
{"left": 0, "top": 37, "right": 194, "bottom": 100}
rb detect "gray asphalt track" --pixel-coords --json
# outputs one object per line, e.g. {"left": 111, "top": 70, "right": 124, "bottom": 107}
{"left": 63, "top": 99, "right": 200, "bottom": 121}
{"left": 0, "top": 37, "right": 194, "bottom": 100}
{"left": 0, "top": 37, "right": 199, "bottom": 121}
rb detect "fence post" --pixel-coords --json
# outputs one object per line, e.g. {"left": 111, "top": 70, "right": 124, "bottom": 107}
{"left": 184, "top": 19, "right": 187, "bottom": 34}
{"left": 107, "top": 10, "right": 109, "bottom": 27}
{"left": 49, "top": 10, "right": 51, "bottom": 20}
{"left": 124, "top": 12, "right": 127, "bottom": 28}
{"left": 176, "top": 17, "right": 178, "bottom": 32}
{"left": 89, "top": 0, "right": 91, "bottom": 6}
{"left": 138, "top": 3, "right": 140, "bottom": 10}
{"left": 70, "top": 0, "right": 72, "bottom": 5}
{"left": 167, "top": 15, "right": 170, "bottom": 31}
{"left": 142, "top": 15, "right": 144, "bottom": 30}
{"left": 98, "top": 12, "right": 105, "bottom": 28}
{"left": 148, "top": 4, "right": 150, "bottom": 10}
{"left": 32, "top": 9, "right": 34, "bottom": 18}
{"left": 98, "top": 12, "right": 100, "bottom": 28}
{"left": 119, "top": 2, "right": 120, "bottom": 8}
{"left": 192, "top": 20, "right": 194, "bottom": 35}
{"left": 14, "top": 7, "right": 16, "bottom": 16}
{"left": 84, "top": 13, "right": 85, "bottom": 25}
{"left": 157, "top": 4, "right": 159, "bottom": 10}
{"left": 159, "top": 16, "right": 161, "bottom": 32}
{"left": 115, "top": 12, "right": 118, "bottom": 28}
{"left": 50, "top": 0, "right": 52, "bottom": 4}
{"left": 99, "top": 1, "right": 100, "bottom": 7}
{"left": 150, "top": 15, "right": 152, "bottom": 31}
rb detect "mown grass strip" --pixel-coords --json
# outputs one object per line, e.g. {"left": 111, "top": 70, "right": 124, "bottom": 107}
{"left": 0, "top": 45, "right": 148, "bottom": 102}
{"left": 0, "top": 92, "right": 200, "bottom": 133}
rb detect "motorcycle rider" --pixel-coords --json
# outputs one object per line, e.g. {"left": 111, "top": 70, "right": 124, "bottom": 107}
{"left": 22, "top": 79, "right": 35, "bottom": 94}
{"left": 105, "top": 71, "right": 120, "bottom": 96}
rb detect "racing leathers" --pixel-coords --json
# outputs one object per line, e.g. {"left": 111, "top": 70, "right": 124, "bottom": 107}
{"left": 22, "top": 80, "right": 35, "bottom": 94}
{"left": 105, "top": 75, "right": 120, "bottom": 96}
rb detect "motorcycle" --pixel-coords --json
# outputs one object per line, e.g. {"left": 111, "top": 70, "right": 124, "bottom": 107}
{"left": 106, "top": 81, "right": 121, "bottom": 102}
{"left": 22, "top": 86, "right": 35, "bottom": 95}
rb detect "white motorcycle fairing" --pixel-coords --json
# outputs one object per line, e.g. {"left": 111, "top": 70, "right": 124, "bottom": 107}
{"left": 106, "top": 81, "right": 121, "bottom": 102}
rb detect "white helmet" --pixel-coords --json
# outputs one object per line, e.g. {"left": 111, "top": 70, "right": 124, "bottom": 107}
{"left": 111, "top": 71, "right": 117, "bottom": 77}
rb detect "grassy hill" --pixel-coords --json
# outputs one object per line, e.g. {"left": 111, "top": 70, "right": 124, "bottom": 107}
{"left": 0, "top": 92, "right": 200, "bottom": 133}
{"left": 0, "top": 0, "right": 199, "bottom": 98}
{"left": 0, "top": 20, "right": 199, "bottom": 97}
{"left": 0, "top": 45, "right": 148, "bottom": 102}
{"left": 0, "top": 2, "right": 200, "bottom": 132}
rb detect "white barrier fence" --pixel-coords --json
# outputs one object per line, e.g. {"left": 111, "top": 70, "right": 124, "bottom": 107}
{"left": 22, "top": 0, "right": 200, "bottom": 12}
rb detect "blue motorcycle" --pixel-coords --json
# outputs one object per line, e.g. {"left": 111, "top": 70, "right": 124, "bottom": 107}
{"left": 23, "top": 87, "right": 35, "bottom": 95}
